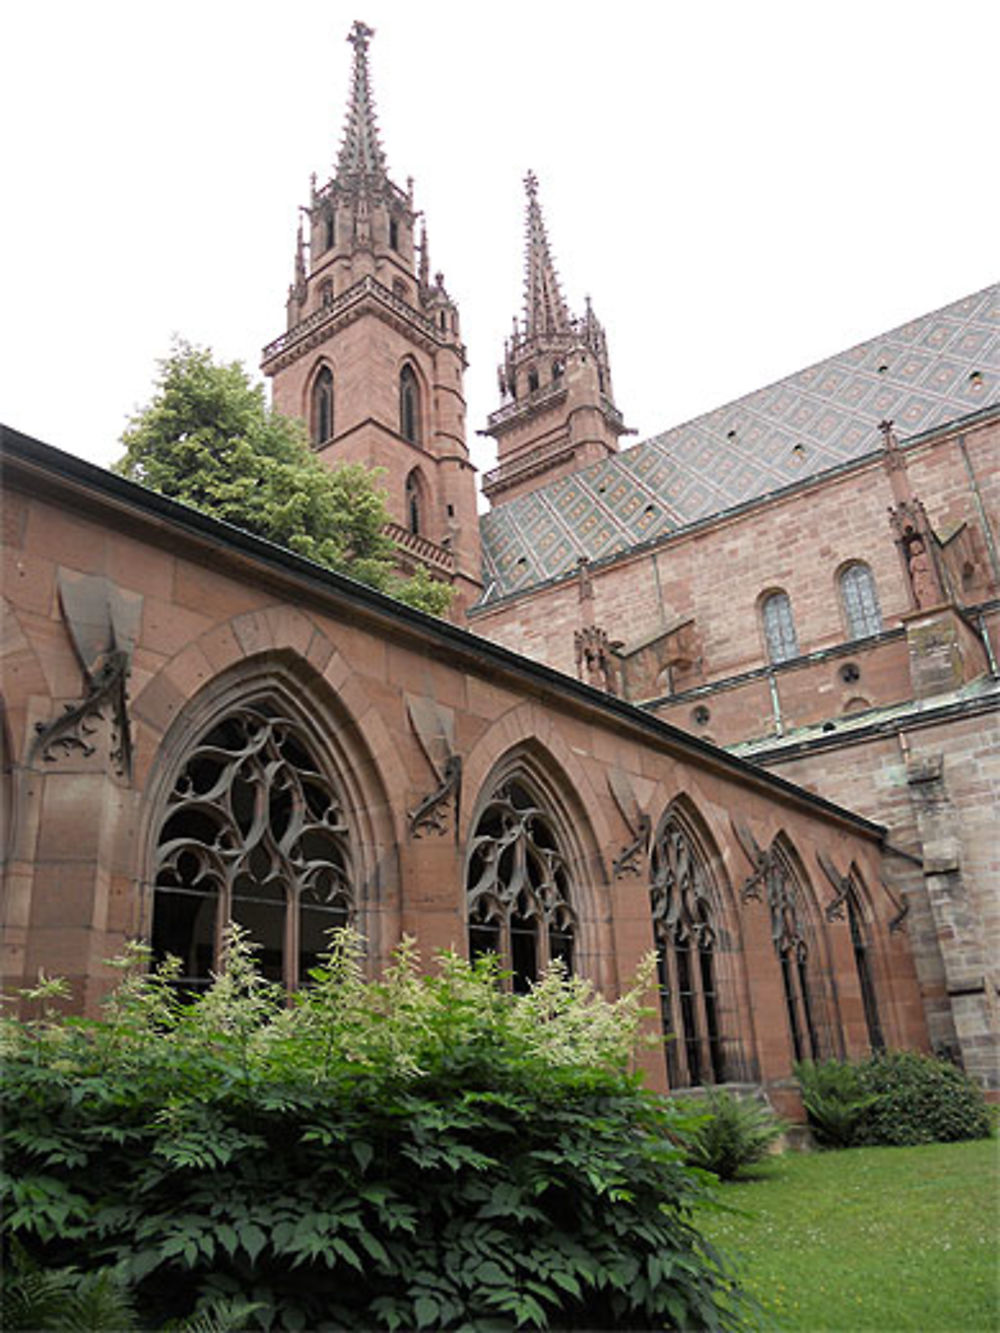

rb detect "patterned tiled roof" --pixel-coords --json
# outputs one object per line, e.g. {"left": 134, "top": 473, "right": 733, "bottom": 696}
{"left": 478, "top": 284, "right": 999, "bottom": 602}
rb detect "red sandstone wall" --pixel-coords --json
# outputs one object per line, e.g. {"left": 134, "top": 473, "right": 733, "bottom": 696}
{"left": 472, "top": 418, "right": 1000, "bottom": 713}
{"left": 1, "top": 460, "right": 930, "bottom": 1100}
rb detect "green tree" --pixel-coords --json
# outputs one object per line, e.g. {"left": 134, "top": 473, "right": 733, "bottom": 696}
{"left": 115, "top": 342, "right": 453, "bottom": 615}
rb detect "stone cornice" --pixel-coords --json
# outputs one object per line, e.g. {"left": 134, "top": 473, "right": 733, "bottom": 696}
{"left": 261, "top": 276, "right": 466, "bottom": 374}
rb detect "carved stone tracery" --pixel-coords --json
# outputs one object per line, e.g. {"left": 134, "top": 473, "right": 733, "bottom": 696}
{"left": 152, "top": 699, "right": 354, "bottom": 988}
{"left": 466, "top": 779, "right": 575, "bottom": 982}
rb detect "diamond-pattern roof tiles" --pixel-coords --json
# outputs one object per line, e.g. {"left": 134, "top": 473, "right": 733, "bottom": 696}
{"left": 478, "top": 284, "right": 999, "bottom": 602}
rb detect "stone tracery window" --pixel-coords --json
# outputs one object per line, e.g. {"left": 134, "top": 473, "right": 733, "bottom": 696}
{"left": 651, "top": 807, "right": 725, "bottom": 1087}
{"left": 466, "top": 778, "right": 575, "bottom": 993}
{"left": 150, "top": 697, "right": 354, "bottom": 994}
{"left": 839, "top": 562, "right": 882, "bottom": 639}
{"left": 846, "top": 882, "right": 884, "bottom": 1052}
{"left": 761, "top": 590, "right": 799, "bottom": 664}
{"left": 311, "top": 366, "right": 334, "bottom": 446}
{"left": 405, "top": 468, "right": 423, "bottom": 536}
{"left": 399, "top": 364, "right": 420, "bottom": 443}
{"left": 767, "top": 844, "right": 820, "bottom": 1062}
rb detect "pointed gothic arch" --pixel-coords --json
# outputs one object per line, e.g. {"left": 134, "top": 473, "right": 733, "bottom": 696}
{"left": 399, "top": 362, "right": 422, "bottom": 444}
{"left": 650, "top": 796, "right": 751, "bottom": 1087}
{"left": 465, "top": 746, "right": 597, "bottom": 993}
{"left": 140, "top": 657, "right": 395, "bottom": 995}
{"left": 309, "top": 363, "right": 335, "bottom": 446}
{"left": 767, "top": 835, "right": 833, "bottom": 1062}
{"left": 404, "top": 467, "right": 428, "bottom": 537}
{"left": 842, "top": 866, "right": 885, "bottom": 1052}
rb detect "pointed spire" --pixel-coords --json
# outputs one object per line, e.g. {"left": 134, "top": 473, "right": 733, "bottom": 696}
{"left": 294, "top": 219, "right": 306, "bottom": 289}
{"left": 522, "top": 171, "right": 571, "bottom": 338}
{"left": 336, "top": 20, "right": 387, "bottom": 181}
{"left": 419, "top": 221, "right": 429, "bottom": 291}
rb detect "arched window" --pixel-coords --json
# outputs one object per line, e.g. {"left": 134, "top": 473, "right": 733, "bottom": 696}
{"left": 150, "top": 696, "right": 354, "bottom": 995}
{"left": 527, "top": 367, "right": 540, "bottom": 393}
{"left": 324, "top": 210, "right": 335, "bottom": 251}
{"left": 767, "top": 843, "right": 820, "bottom": 1062}
{"left": 466, "top": 778, "right": 575, "bottom": 993}
{"left": 311, "top": 366, "right": 334, "bottom": 446}
{"left": 846, "top": 882, "right": 884, "bottom": 1052}
{"left": 840, "top": 563, "right": 882, "bottom": 639}
{"left": 319, "top": 280, "right": 333, "bottom": 306}
{"left": 405, "top": 469, "right": 422, "bottom": 536}
{"left": 399, "top": 364, "right": 420, "bottom": 443}
{"left": 651, "top": 807, "right": 725, "bottom": 1086}
{"left": 389, "top": 216, "right": 399, "bottom": 251}
{"left": 761, "top": 590, "right": 799, "bottom": 663}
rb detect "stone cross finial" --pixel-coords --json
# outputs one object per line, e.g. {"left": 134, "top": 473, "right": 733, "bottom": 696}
{"left": 347, "top": 19, "right": 374, "bottom": 52}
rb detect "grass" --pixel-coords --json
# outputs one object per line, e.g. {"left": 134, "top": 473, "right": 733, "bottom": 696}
{"left": 698, "top": 1137, "right": 999, "bottom": 1332}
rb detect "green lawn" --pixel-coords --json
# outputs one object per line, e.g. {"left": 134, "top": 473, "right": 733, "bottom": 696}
{"left": 697, "top": 1138, "right": 999, "bottom": 1333}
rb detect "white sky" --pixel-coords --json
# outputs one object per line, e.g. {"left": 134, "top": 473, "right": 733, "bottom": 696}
{"left": 2, "top": 0, "right": 997, "bottom": 490}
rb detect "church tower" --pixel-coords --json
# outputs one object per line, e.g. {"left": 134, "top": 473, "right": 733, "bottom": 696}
{"left": 482, "top": 172, "right": 630, "bottom": 507}
{"left": 261, "top": 22, "right": 481, "bottom": 611}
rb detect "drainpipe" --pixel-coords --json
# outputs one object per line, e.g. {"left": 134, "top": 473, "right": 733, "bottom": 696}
{"left": 978, "top": 612, "right": 999, "bottom": 679}
{"left": 767, "top": 669, "right": 784, "bottom": 737}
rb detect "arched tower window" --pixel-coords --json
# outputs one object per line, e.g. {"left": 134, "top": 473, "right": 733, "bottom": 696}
{"left": 150, "top": 696, "right": 354, "bottom": 996}
{"left": 527, "top": 367, "right": 540, "bottom": 393}
{"left": 324, "top": 209, "right": 335, "bottom": 252}
{"left": 389, "top": 216, "right": 399, "bottom": 251}
{"left": 466, "top": 777, "right": 575, "bottom": 993}
{"left": 767, "top": 842, "right": 820, "bottom": 1062}
{"left": 840, "top": 563, "right": 882, "bottom": 639}
{"left": 311, "top": 366, "right": 334, "bottom": 446}
{"left": 846, "top": 881, "right": 884, "bottom": 1052}
{"left": 761, "top": 590, "right": 799, "bottom": 663}
{"left": 399, "top": 364, "right": 421, "bottom": 444}
{"left": 405, "top": 469, "right": 423, "bottom": 536}
{"left": 651, "top": 806, "right": 726, "bottom": 1087}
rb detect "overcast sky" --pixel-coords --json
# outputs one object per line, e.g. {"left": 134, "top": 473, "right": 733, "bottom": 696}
{"left": 2, "top": 0, "right": 997, "bottom": 489}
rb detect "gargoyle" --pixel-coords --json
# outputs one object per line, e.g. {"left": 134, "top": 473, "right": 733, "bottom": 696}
{"left": 31, "top": 572, "right": 141, "bottom": 778}
{"left": 731, "top": 819, "right": 770, "bottom": 903}
{"left": 816, "top": 850, "right": 851, "bottom": 923}
{"left": 405, "top": 695, "right": 462, "bottom": 840}
{"left": 607, "top": 768, "right": 651, "bottom": 878}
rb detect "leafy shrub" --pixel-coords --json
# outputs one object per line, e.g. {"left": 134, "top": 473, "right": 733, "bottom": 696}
{"left": 854, "top": 1050, "right": 992, "bottom": 1146}
{"left": 796, "top": 1051, "right": 991, "bottom": 1148}
{"left": 795, "top": 1060, "right": 878, "bottom": 1148}
{"left": 1, "top": 930, "right": 746, "bottom": 1332}
{"left": 675, "top": 1089, "right": 784, "bottom": 1181}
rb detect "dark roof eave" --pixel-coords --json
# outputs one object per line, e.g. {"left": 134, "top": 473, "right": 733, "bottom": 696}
{"left": 1, "top": 424, "right": 888, "bottom": 843}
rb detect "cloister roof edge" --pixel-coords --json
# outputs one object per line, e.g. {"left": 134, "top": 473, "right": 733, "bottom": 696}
{"left": 2, "top": 423, "right": 888, "bottom": 843}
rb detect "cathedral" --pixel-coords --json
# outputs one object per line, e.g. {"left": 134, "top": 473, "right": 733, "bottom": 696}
{"left": 1, "top": 22, "right": 996, "bottom": 1105}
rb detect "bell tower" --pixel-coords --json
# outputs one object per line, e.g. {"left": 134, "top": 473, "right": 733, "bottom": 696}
{"left": 482, "top": 172, "right": 630, "bottom": 507}
{"left": 262, "top": 21, "right": 481, "bottom": 611}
